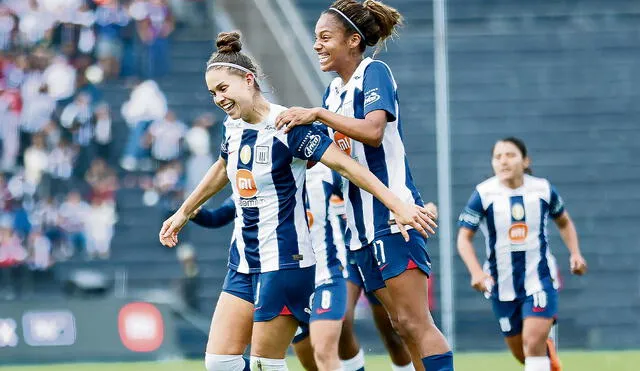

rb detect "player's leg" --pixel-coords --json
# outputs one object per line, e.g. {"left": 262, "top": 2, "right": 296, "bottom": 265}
{"left": 309, "top": 279, "right": 348, "bottom": 371}
{"left": 292, "top": 326, "right": 318, "bottom": 371}
{"left": 205, "top": 270, "right": 254, "bottom": 371}
{"left": 251, "top": 266, "right": 316, "bottom": 370}
{"left": 371, "top": 231, "right": 453, "bottom": 371}
{"left": 490, "top": 295, "right": 525, "bottom": 365}
{"left": 369, "top": 299, "right": 417, "bottom": 371}
{"left": 521, "top": 290, "right": 560, "bottom": 371}
{"left": 339, "top": 257, "right": 367, "bottom": 370}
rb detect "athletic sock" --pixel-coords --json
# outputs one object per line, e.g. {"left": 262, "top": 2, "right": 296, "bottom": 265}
{"left": 342, "top": 348, "right": 365, "bottom": 371}
{"left": 391, "top": 362, "right": 415, "bottom": 371}
{"left": 249, "top": 356, "right": 288, "bottom": 371}
{"left": 525, "top": 356, "right": 550, "bottom": 371}
{"left": 205, "top": 353, "right": 250, "bottom": 371}
{"left": 421, "top": 351, "right": 454, "bottom": 371}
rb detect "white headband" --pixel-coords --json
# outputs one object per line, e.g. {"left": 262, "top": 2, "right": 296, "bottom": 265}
{"left": 329, "top": 7, "right": 366, "bottom": 41}
{"left": 206, "top": 62, "right": 254, "bottom": 76}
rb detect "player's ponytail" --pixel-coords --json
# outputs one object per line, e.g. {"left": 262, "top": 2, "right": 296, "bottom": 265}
{"left": 327, "top": 0, "right": 403, "bottom": 55}
{"left": 206, "top": 31, "right": 261, "bottom": 89}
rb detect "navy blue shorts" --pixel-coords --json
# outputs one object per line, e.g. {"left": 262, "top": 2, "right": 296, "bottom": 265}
{"left": 492, "top": 289, "right": 559, "bottom": 337}
{"left": 222, "top": 267, "right": 315, "bottom": 324}
{"left": 222, "top": 268, "right": 254, "bottom": 304}
{"left": 310, "top": 278, "right": 348, "bottom": 322}
{"left": 371, "top": 230, "right": 431, "bottom": 281}
{"left": 345, "top": 250, "right": 382, "bottom": 305}
{"left": 252, "top": 266, "right": 315, "bottom": 324}
{"left": 292, "top": 324, "right": 309, "bottom": 344}
{"left": 348, "top": 244, "right": 386, "bottom": 294}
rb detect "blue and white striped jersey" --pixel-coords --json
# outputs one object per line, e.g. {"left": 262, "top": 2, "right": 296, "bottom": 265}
{"left": 322, "top": 57, "right": 424, "bottom": 250}
{"left": 458, "top": 175, "right": 565, "bottom": 301}
{"left": 220, "top": 103, "right": 333, "bottom": 273}
{"left": 305, "top": 163, "right": 347, "bottom": 286}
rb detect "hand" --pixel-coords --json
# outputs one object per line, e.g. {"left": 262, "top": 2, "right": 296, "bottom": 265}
{"left": 159, "top": 211, "right": 189, "bottom": 248}
{"left": 391, "top": 203, "right": 438, "bottom": 242}
{"left": 471, "top": 271, "right": 494, "bottom": 293}
{"left": 570, "top": 253, "right": 587, "bottom": 275}
{"left": 424, "top": 202, "right": 438, "bottom": 220}
{"left": 274, "top": 107, "right": 318, "bottom": 133}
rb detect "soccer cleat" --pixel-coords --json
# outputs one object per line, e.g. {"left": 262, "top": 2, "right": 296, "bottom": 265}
{"left": 546, "top": 338, "right": 562, "bottom": 371}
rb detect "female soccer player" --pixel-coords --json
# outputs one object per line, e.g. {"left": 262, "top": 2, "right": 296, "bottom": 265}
{"left": 159, "top": 31, "right": 436, "bottom": 371}
{"left": 457, "top": 137, "right": 588, "bottom": 371}
{"left": 275, "top": 1, "right": 453, "bottom": 370}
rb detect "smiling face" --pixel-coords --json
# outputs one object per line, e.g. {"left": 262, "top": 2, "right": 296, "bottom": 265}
{"left": 491, "top": 140, "right": 530, "bottom": 185}
{"left": 205, "top": 67, "right": 256, "bottom": 120}
{"left": 314, "top": 13, "right": 361, "bottom": 73}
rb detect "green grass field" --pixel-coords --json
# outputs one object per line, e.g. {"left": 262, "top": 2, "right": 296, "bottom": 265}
{"left": 3, "top": 351, "right": 639, "bottom": 371}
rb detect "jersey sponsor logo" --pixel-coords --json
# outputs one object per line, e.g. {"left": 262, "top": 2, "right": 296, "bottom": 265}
{"left": 333, "top": 131, "right": 352, "bottom": 156}
{"left": 508, "top": 222, "right": 528, "bottom": 244}
{"left": 304, "top": 134, "right": 321, "bottom": 158}
{"left": 364, "top": 88, "right": 381, "bottom": 107}
{"left": 236, "top": 169, "right": 258, "bottom": 198}
{"left": 240, "top": 145, "right": 252, "bottom": 164}
{"left": 511, "top": 203, "right": 525, "bottom": 221}
{"left": 255, "top": 146, "right": 270, "bottom": 164}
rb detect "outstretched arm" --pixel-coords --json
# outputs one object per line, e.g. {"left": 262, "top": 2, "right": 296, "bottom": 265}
{"left": 159, "top": 159, "right": 229, "bottom": 247}
{"left": 319, "top": 143, "right": 437, "bottom": 241}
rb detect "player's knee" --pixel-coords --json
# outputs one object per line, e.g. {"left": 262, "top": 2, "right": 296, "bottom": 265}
{"left": 312, "top": 336, "right": 339, "bottom": 365}
{"left": 522, "top": 333, "right": 547, "bottom": 357}
{"left": 205, "top": 353, "right": 249, "bottom": 371}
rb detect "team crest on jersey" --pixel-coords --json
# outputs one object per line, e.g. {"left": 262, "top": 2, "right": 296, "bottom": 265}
{"left": 255, "top": 146, "right": 270, "bottom": 164}
{"left": 236, "top": 169, "right": 258, "bottom": 198}
{"left": 333, "top": 131, "right": 352, "bottom": 156}
{"left": 240, "top": 145, "right": 252, "bottom": 164}
{"left": 511, "top": 203, "right": 525, "bottom": 221}
{"left": 508, "top": 222, "right": 528, "bottom": 244}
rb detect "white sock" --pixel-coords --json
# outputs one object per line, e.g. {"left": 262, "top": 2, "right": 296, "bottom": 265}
{"left": 391, "top": 362, "right": 415, "bottom": 371}
{"left": 341, "top": 348, "right": 365, "bottom": 371}
{"left": 205, "top": 353, "right": 247, "bottom": 371}
{"left": 524, "top": 356, "right": 550, "bottom": 371}
{"left": 249, "top": 356, "right": 288, "bottom": 371}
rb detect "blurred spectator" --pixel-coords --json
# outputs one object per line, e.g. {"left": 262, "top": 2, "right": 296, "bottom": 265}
{"left": 18, "top": 0, "right": 55, "bottom": 49}
{"left": 32, "top": 196, "right": 64, "bottom": 257}
{"left": 146, "top": 110, "right": 187, "bottom": 163}
{"left": 143, "top": 159, "right": 183, "bottom": 207}
{"left": 94, "top": 103, "right": 113, "bottom": 160}
{"left": 0, "top": 223, "right": 28, "bottom": 300}
{"left": 20, "top": 83, "right": 55, "bottom": 150}
{"left": 120, "top": 79, "right": 167, "bottom": 171}
{"left": 60, "top": 92, "right": 95, "bottom": 176}
{"left": 176, "top": 243, "right": 200, "bottom": 312}
{"left": 27, "top": 228, "right": 52, "bottom": 271}
{"left": 47, "top": 138, "right": 76, "bottom": 196}
{"left": 0, "top": 6, "right": 17, "bottom": 51}
{"left": 85, "top": 197, "right": 117, "bottom": 260}
{"left": 59, "top": 191, "right": 89, "bottom": 259}
{"left": 133, "top": 0, "right": 174, "bottom": 78}
{"left": 43, "top": 54, "right": 76, "bottom": 105}
{"left": 85, "top": 157, "right": 118, "bottom": 203}
{"left": 0, "top": 79, "right": 22, "bottom": 170}
{"left": 23, "top": 134, "right": 49, "bottom": 192}
{"left": 12, "top": 199, "right": 32, "bottom": 240}
{"left": 0, "top": 173, "right": 12, "bottom": 212}
{"left": 185, "top": 113, "right": 214, "bottom": 192}
{"left": 95, "top": 0, "right": 130, "bottom": 79}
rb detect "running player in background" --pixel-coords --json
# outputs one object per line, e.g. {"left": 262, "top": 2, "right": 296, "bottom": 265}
{"left": 457, "top": 137, "right": 588, "bottom": 371}
{"left": 159, "top": 31, "right": 436, "bottom": 371}
{"left": 275, "top": 1, "right": 453, "bottom": 370}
